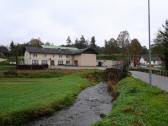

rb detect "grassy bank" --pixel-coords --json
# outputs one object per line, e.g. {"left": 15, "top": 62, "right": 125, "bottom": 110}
{"left": 94, "top": 77, "right": 168, "bottom": 126}
{"left": 0, "top": 65, "right": 15, "bottom": 71}
{"left": 0, "top": 70, "right": 104, "bottom": 126}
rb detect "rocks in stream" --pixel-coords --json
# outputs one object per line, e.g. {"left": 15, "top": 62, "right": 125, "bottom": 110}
{"left": 25, "top": 82, "right": 112, "bottom": 126}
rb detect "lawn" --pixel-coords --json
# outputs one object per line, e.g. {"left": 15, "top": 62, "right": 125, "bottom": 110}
{"left": 0, "top": 70, "right": 103, "bottom": 126}
{"left": 94, "top": 77, "right": 168, "bottom": 126}
{"left": 0, "top": 65, "right": 16, "bottom": 71}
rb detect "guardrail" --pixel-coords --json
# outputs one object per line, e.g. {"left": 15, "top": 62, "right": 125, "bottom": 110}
{"left": 130, "top": 68, "right": 168, "bottom": 77}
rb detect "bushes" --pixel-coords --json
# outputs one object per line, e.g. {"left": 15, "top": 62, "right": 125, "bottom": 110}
{"left": 2, "top": 70, "right": 66, "bottom": 78}
{"left": 16, "top": 65, "right": 48, "bottom": 70}
{"left": 82, "top": 70, "right": 106, "bottom": 84}
{"left": 3, "top": 71, "right": 18, "bottom": 77}
{"left": 0, "top": 60, "right": 9, "bottom": 65}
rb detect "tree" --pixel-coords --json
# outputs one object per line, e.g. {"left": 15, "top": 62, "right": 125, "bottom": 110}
{"left": 9, "top": 41, "right": 19, "bottom": 65}
{"left": 10, "top": 41, "right": 15, "bottom": 51}
{"left": 104, "top": 38, "right": 121, "bottom": 54}
{"left": 74, "top": 35, "right": 88, "bottom": 49}
{"left": 0, "top": 46, "right": 9, "bottom": 58}
{"left": 79, "top": 35, "right": 87, "bottom": 47}
{"left": 66, "top": 36, "right": 72, "bottom": 46}
{"left": 129, "top": 39, "right": 142, "bottom": 56}
{"left": 154, "top": 20, "right": 168, "bottom": 70}
{"left": 90, "top": 36, "right": 96, "bottom": 48}
{"left": 117, "top": 31, "right": 130, "bottom": 48}
{"left": 129, "top": 39, "right": 142, "bottom": 66}
{"left": 16, "top": 43, "right": 28, "bottom": 56}
{"left": 141, "top": 46, "right": 148, "bottom": 55}
{"left": 45, "top": 42, "right": 51, "bottom": 45}
{"left": 9, "top": 41, "right": 16, "bottom": 57}
{"left": 29, "top": 38, "right": 43, "bottom": 47}
{"left": 9, "top": 41, "right": 29, "bottom": 64}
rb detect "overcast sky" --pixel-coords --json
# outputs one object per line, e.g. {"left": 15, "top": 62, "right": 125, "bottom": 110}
{"left": 0, "top": 0, "right": 167, "bottom": 47}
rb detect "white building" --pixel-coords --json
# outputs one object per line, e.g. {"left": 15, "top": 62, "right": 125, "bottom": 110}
{"left": 140, "top": 55, "right": 162, "bottom": 65}
{"left": 97, "top": 60, "right": 123, "bottom": 67}
{"left": 24, "top": 46, "right": 97, "bottom": 67}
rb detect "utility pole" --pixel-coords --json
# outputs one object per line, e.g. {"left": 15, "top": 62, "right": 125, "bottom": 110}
{"left": 148, "top": 0, "right": 152, "bottom": 85}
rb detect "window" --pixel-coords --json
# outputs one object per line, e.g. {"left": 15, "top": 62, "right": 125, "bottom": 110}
{"left": 45, "top": 54, "right": 47, "bottom": 57}
{"left": 66, "top": 55, "right": 69, "bottom": 58}
{"left": 33, "top": 53, "right": 37, "bottom": 57}
{"left": 32, "top": 60, "right": 38, "bottom": 65}
{"left": 59, "top": 55, "right": 62, "bottom": 58}
{"left": 41, "top": 60, "right": 48, "bottom": 65}
{"left": 53, "top": 54, "right": 55, "bottom": 57}
{"left": 66, "top": 60, "right": 70, "bottom": 65}
{"left": 58, "top": 60, "right": 63, "bottom": 65}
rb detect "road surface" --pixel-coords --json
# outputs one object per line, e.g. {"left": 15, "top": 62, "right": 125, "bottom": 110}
{"left": 131, "top": 71, "right": 168, "bottom": 92}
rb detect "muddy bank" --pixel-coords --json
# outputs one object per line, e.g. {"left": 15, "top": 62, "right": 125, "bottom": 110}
{"left": 25, "top": 82, "right": 112, "bottom": 126}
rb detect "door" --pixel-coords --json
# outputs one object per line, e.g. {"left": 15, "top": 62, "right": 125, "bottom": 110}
{"left": 74, "top": 60, "right": 78, "bottom": 66}
{"left": 98, "top": 62, "right": 102, "bottom": 67}
{"left": 50, "top": 60, "right": 55, "bottom": 66}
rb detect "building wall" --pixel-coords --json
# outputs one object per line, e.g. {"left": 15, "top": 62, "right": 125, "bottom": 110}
{"left": 71, "top": 54, "right": 97, "bottom": 66}
{"left": 140, "top": 58, "right": 148, "bottom": 65}
{"left": 24, "top": 52, "right": 97, "bottom": 67}
{"left": 80, "top": 54, "right": 97, "bottom": 66}
{"left": 24, "top": 51, "right": 31, "bottom": 64}
{"left": 24, "top": 51, "right": 73, "bottom": 66}
{"left": 73, "top": 55, "right": 82, "bottom": 66}
{"left": 97, "top": 60, "right": 120, "bottom": 67}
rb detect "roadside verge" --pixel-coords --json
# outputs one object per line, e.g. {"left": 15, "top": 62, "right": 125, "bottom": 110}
{"left": 93, "top": 77, "right": 168, "bottom": 126}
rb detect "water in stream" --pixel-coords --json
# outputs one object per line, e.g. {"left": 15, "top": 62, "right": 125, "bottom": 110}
{"left": 26, "top": 82, "right": 112, "bottom": 126}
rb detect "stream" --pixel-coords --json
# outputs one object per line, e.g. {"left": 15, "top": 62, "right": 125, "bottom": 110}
{"left": 26, "top": 82, "right": 112, "bottom": 126}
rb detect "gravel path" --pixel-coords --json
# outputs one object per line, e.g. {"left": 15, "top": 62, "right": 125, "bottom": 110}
{"left": 25, "top": 82, "right": 112, "bottom": 126}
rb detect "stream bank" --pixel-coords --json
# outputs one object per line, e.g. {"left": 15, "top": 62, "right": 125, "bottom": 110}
{"left": 26, "top": 82, "right": 112, "bottom": 126}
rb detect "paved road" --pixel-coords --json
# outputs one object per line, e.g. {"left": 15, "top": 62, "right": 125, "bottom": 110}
{"left": 131, "top": 71, "right": 168, "bottom": 92}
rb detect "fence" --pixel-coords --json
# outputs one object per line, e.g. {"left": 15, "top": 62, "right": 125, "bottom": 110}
{"left": 130, "top": 68, "right": 168, "bottom": 77}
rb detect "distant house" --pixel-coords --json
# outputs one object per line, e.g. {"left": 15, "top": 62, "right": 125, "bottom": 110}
{"left": 97, "top": 60, "right": 123, "bottom": 67}
{"left": 140, "top": 55, "right": 162, "bottom": 65}
{"left": 0, "top": 58, "right": 7, "bottom": 62}
{"left": 24, "top": 45, "right": 97, "bottom": 67}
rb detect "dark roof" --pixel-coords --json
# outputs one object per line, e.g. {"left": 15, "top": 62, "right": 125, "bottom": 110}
{"left": 25, "top": 47, "right": 97, "bottom": 55}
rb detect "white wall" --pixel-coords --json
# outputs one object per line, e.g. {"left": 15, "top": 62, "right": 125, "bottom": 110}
{"left": 24, "top": 52, "right": 97, "bottom": 66}
{"left": 80, "top": 54, "right": 97, "bottom": 66}
{"left": 24, "top": 52, "right": 73, "bottom": 66}
{"left": 97, "top": 60, "right": 120, "bottom": 67}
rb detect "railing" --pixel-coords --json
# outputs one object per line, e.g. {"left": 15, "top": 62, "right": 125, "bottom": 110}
{"left": 130, "top": 68, "right": 168, "bottom": 77}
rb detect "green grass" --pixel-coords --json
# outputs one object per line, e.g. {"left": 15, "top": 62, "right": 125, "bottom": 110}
{"left": 0, "top": 70, "right": 103, "bottom": 126}
{"left": 94, "top": 77, "right": 168, "bottom": 126}
{"left": 0, "top": 65, "right": 16, "bottom": 71}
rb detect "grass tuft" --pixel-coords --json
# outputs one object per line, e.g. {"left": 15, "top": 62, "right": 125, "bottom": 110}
{"left": 93, "top": 77, "right": 168, "bottom": 126}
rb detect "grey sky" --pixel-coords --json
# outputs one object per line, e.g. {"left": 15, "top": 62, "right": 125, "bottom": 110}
{"left": 0, "top": 0, "right": 167, "bottom": 47}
